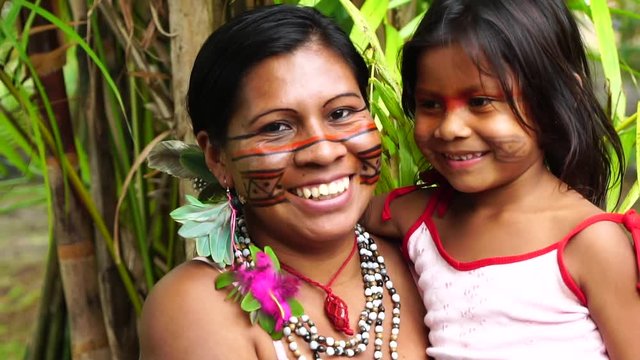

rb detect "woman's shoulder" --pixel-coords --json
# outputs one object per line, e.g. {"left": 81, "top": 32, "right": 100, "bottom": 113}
{"left": 139, "top": 260, "right": 260, "bottom": 359}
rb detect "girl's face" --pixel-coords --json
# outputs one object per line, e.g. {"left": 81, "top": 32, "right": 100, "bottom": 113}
{"left": 207, "top": 43, "right": 380, "bottom": 247}
{"left": 413, "top": 43, "right": 544, "bottom": 194}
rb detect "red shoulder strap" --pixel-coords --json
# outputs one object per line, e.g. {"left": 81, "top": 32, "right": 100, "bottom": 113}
{"left": 565, "top": 210, "right": 640, "bottom": 292}
{"left": 381, "top": 185, "right": 419, "bottom": 221}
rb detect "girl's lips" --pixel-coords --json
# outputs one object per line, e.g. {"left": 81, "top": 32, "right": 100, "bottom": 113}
{"left": 439, "top": 151, "right": 488, "bottom": 170}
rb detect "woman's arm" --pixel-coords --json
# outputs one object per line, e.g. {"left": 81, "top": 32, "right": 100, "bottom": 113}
{"left": 139, "top": 261, "right": 259, "bottom": 359}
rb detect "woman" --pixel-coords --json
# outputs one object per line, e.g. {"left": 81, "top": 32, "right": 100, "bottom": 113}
{"left": 139, "top": 5, "right": 428, "bottom": 359}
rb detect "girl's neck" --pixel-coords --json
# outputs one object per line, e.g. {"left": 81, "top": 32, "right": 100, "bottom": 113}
{"left": 463, "top": 163, "right": 564, "bottom": 213}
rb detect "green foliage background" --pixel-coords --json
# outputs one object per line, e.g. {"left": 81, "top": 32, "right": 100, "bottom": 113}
{"left": 0, "top": 0, "right": 638, "bottom": 357}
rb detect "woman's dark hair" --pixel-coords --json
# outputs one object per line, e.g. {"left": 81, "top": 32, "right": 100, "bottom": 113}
{"left": 401, "top": 0, "right": 624, "bottom": 206}
{"left": 188, "top": 5, "right": 369, "bottom": 147}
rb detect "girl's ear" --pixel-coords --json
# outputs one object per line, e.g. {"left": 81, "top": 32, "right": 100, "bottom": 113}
{"left": 196, "top": 131, "right": 234, "bottom": 188}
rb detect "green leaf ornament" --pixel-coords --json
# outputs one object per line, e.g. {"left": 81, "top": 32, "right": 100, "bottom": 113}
{"left": 241, "top": 293, "right": 262, "bottom": 312}
{"left": 215, "top": 271, "right": 235, "bottom": 290}
{"left": 264, "top": 246, "right": 280, "bottom": 270}
{"left": 257, "top": 313, "right": 282, "bottom": 340}
{"left": 288, "top": 299, "right": 304, "bottom": 317}
{"left": 170, "top": 196, "right": 236, "bottom": 265}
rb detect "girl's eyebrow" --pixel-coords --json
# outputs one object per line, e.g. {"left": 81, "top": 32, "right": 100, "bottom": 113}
{"left": 415, "top": 84, "right": 503, "bottom": 98}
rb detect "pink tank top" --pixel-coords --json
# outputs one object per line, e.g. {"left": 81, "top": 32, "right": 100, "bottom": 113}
{"left": 383, "top": 186, "right": 640, "bottom": 359}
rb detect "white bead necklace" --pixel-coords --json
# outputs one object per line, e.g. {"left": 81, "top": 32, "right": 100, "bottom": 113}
{"left": 233, "top": 218, "right": 401, "bottom": 359}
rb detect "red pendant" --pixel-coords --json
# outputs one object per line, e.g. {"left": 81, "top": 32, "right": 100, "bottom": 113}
{"left": 324, "top": 293, "right": 353, "bottom": 335}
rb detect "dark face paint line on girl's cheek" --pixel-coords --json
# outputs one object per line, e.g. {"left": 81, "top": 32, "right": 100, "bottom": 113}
{"left": 487, "top": 135, "right": 529, "bottom": 162}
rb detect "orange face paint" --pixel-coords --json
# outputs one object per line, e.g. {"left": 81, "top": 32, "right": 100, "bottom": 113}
{"left": 229, "top": 122, "right": 378, "bottom": 161}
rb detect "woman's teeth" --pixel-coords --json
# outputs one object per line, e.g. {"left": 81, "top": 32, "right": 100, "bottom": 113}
{"left": 294, "top": 176, "right": 350, "bottom": 200}
{"left": 443, "top": 152, "right": 484, "bottom": 161}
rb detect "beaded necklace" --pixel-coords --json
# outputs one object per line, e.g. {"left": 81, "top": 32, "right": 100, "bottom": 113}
{"left": 233, "top": 216, "right": 401, "bottom": 359}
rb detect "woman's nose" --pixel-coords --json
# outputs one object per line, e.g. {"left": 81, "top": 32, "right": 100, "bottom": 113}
{"left": 433, "top": 109, "right": 472, "bottom": 141}
{"left": 293, "top": 126, "right": 347, "bottom": 167}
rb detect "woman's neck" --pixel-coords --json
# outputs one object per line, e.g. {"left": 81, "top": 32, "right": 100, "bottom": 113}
{"left": 242, "top": 215, "right": 361, "bottom": 284}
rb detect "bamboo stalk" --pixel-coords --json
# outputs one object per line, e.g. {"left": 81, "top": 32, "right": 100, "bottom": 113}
{"left": 23, "top": 1, "right": 111, "bottom": 358}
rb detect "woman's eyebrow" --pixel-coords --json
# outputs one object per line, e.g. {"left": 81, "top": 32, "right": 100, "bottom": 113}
{"left": 248, "top": 108, "right": 296, "bottom": 126}
{"left": 322, "top": 92, "right": 362, "bottom": 108}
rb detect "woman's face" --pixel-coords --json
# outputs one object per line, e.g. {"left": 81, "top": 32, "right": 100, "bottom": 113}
{"left": 209, "top": 43, "right": 380, "bottom": 248}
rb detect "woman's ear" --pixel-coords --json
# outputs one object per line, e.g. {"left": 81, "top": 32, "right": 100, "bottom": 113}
{"left": 196, "top": 131, "right": 234, "bottom": 188}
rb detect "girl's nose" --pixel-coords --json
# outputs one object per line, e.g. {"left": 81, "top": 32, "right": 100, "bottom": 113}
{"left": 433, "top": 109, "right": 472, "bottom": 141}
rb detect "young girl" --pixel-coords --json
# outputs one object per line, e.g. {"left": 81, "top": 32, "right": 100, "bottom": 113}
{"left": 364, "top": 0, "right": 640, "bottom": 358}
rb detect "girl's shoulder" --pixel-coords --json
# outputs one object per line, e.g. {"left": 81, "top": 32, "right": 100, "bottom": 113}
{"left": 139, "top": 260, "right": 263, "bottom": 359}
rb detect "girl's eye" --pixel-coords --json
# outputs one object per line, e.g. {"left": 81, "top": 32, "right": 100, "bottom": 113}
{"left": 259, "top": 122, "right": 292, "bottom": 134}
{"left": 419, "top": 99, "right": 442, "bottom": 112}
{"left": 468, "top": 97, "right": 493, "bottom": 108}
{"left": 329, "top": 108, "right": 353, "bottom": 121}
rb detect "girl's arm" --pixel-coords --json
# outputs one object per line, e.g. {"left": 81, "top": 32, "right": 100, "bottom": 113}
{"left": 361, "top": 187, "right": 434, "bottom": 240}
{"left": 361, "top": 194, "right": 404, "bottom": 239}
{"left": 564, "top": 221, "right": 640, "bottom": 360}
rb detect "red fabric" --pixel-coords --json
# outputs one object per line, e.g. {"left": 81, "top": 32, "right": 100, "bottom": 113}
{"left": 382, "top": 185, "right": 420, "bottom": 221}
{"left": 557, "top": 210, "right": 640, "bottom": 304}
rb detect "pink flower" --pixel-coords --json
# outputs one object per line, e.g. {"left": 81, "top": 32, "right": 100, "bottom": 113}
{"left": 235, "top": 253, "right": 299, "bottom": 330}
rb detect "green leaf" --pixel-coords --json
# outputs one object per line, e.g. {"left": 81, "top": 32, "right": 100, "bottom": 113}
{"left": 399, "top": 10, "right": 426, "bottom": 40}
{"left": 288, "top": 299, "right": 305, "bottom": 317}
{"left": 590, "top": 0, "right": 626, "bottom": 124}
{"left": 264, "top": 246, "right": 280, "bottom": 270}
{"left": 339, "top": 0, "right": 386, "bottom": 62}
{"left": 249, "top": 244, "right": 261, "bottom": 260}
{"left": 241, "top": 293, "right": 261, "bottom": 312}
{"left": 181, "top": 150, "right": 217, "bottom": 183}
{"left": 226, "top": 287, "right": 239, "bottom": 301}
{"left": 371, "top": 78, "right": 405, "bottom": 122}
{"left": 257, "top": 313, "right": 283, "bottom": 339}
{"left": 382, "top": 136, "right": 397, "bottom": 157}
{"left": 618, "top": 181, "right": 639, "bottom": 213}
{"left": 389, "top": 0, "right": 411, "bottom": 9}
{"left": 215, "top": 271, "right": 235, "bottom": 290}
{"left": 15, "top": 0, "right": 128, "bottom": 121}
{"left": 359, "top": 0, "right": 389, "bottom": 35}
{"left": 384, "top": 23, "right": 403, "bottom": 77}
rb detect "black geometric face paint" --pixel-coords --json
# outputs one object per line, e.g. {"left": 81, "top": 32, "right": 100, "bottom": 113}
{"left": 240, "top": 168, "right": 286, "bottom": 207}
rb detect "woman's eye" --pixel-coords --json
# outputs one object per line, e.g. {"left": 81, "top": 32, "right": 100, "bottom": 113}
{"left": 260, "top": 122, "right": 291, "bottom": 134}
{"left": 329, "top": 108, "right": 353, "bottom": 121}
{"left": 468, "top": 97, "right": 493, "bottom": 108}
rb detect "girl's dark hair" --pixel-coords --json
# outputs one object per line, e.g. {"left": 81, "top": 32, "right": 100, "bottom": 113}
{"left": 187, "top": 5, "right": 369, "bottom": 147}
{"left": 401, "top": 0, "right": 624, "bottom": 206}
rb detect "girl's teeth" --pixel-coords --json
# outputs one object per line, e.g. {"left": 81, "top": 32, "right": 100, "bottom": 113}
{"left": 294, "top": 177, "right": 350, "bottom": 200}
{"left": 445, "top": 152, "right": 483, "bottom": 161}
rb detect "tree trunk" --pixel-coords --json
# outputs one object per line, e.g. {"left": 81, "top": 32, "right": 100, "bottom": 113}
{"left": 24, "top": 1, "right": 111, "bottom": 358}
{"left": 168, "top": 0, "right": 221, "bottom": 260}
